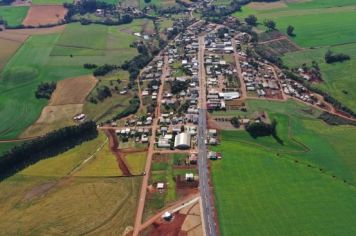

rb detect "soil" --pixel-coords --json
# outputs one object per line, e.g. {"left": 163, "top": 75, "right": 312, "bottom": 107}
{"left": 105, "top": 129, "right": 132, "bottom": 176}
{"left": 22, "top": 5, "right": 68, "bottom": 26}
{"left": 49, "top": 75, "right": 97, "bottom": 106}
{"left": 150, "top": 213, "right": 187, "bottom": 236}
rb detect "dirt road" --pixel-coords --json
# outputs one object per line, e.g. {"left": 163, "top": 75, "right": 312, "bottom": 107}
{"left": 104, "top": 129, "right": 132, "bottom": 176}
{"left": 132, "top": 55, "right": 169, "bottom": 236}
{"left": 232, "top": 38, "right": 247, "bottom": 100}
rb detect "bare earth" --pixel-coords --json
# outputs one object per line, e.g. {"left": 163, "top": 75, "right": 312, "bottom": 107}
{"left": 50, "top": 75, "right": 97, "bottom": 105}
{"left": 22, "top": 5, "right": 68, "bottom": 26}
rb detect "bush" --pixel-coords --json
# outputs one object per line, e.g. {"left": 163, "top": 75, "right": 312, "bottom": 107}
{"left": 35, "top": 82, "right": 56, "bottom": 99}
{"left": 84, "top": 63, "right": 98, "bottom": 69}
{"left": 231, "top": 117, "right": 240, "bottom": 128}
{"left": 325, "top": 50, "right": 350, "bottom": 64}
{"left": 93, "top": 64, "right": 117, "bottom": 76}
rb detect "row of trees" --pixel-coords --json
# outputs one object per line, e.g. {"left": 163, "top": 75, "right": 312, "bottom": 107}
{"left": 202, "top": 0, "right": 242, "bottom": 18}
{"left": 35, "top": 82, "right": 56, "bottom": 99}
{"left": 325, "top": 50, "right": 350, "bottom": 64}
{"left": 0, "top": 121, "right": 98, "bottom": 180}
{"left": 284, "top": 70, "right": 356, "bottom": 118}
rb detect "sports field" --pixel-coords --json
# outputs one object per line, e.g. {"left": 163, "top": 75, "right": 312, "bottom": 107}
{"left": 0, "top": 6, "right": 29, "bottom": 27}
{"left": 212, "top": 99, "right": 356, "bottom": 235}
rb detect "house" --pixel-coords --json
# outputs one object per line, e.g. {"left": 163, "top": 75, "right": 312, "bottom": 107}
{"left": 157, "top": 182, "right": 164, "bottom": 189}
{"left": 185, "top": 173, "right": 194, "bottom": 181}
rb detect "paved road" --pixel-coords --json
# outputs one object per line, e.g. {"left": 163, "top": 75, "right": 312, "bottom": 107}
{"left": 198, "top": 35, "right": 217, "bottom": 236}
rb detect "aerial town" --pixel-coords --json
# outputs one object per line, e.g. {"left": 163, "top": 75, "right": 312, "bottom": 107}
{"left": 0, "top": 0, "right": 356, "bottom": 235}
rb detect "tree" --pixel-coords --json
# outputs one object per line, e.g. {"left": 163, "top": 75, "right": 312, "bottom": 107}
{"left": 324, "top": 50, "right": 350, "bottom": 64}
{"left": 230, "top": 117, "right": 240, "bottom": 128}
{"left": 286, "top": 25, "right": 295, "bottom": 36}
{"left": 263, "top": 19, "right": 276, "bottom": 31}
{"left": 144, "top": 0, "right": 151, "bottom": 3}
{"left": 245, "top": 15, "right": 257, "bottom": 26}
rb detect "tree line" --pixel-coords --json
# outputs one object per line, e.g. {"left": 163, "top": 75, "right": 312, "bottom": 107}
{"left": 325, "top": 50, "right": 350, "bottom": 64}
{"left": 284, "top": 71, "right": 356, "bottom": 118}
{"left": 0, "top": 121, "right": 98, "bottom": 181}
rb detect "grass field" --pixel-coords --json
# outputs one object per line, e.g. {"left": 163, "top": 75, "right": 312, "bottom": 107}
{"left": 0, "top": 133, "right": 141, "bottom": 235}
{"left": 0, "top": 6, "right": 29, "bottom": 27}
{"left": 283, "top": 43, "right": 356, "bottom": 112}
{"left": 0, "top": 21, "right": 140, "bottom": 140}
{"left": 0, "top": 33, "right": 87, "bottom": 140}
{"left": 212, "top": 137, "right": 356, "bottom": 235}
{"left": 83, "top": 71, "right": 135, "bottom": 123}
{"left": 212, "top": 99, "right": 356, "bottom": 235}
{"left": 0, "top": 38, "right": 22, "bottom": 70}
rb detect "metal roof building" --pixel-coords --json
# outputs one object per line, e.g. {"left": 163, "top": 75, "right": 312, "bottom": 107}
{"left": 174, "top": 133, "right": 191, "bottom": 150}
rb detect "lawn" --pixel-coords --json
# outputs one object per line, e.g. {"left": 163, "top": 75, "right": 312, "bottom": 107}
{"left": 0, "top": 6, "right": 29, "bottom": 27}
{"left": 125, "top": 152, "right": 147, "bottom": 175}
{"left": 212, "top": 98, "right": 356, "bottom": 235}
{"left": 283, "top": 43, "right": 356, "bottom": 112}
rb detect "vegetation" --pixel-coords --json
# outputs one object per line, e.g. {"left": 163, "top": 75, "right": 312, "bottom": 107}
{"left": 230, "top": 117, "right": 240, "bottom": 128}
{"left": 35, "top": 82, "right": 56, "bottom": 99}
{"left": 0, "top": 121, "right": 98, "bottom": 180}
{"left": 111, "top": 97, "right": 140, "bottom": 122}
{"left": 244, "top": 14, "right": 257, "bottom": 26}
{"left": 324, "top": 50, "right": 350, "bottom": 64}
{"left": 286, "top": 25, "right": 294, "bottom": 36}
{"left": 0, "top": 6, "right": 29, "bottom": 27}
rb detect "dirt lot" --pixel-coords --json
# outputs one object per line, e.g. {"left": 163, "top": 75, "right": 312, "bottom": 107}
{"left": 22, "top": 5, "right": 67, "bottom": 26}
{"left": 50, "top": 75, "right": 97, "bottom": 105}
{"left": 20, "top": 104, "right": 83, "bottom": 138}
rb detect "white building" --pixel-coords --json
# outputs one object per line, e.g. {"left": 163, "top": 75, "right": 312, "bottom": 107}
{"left": 174, "top": 133, "right": 191, "bottom": 149}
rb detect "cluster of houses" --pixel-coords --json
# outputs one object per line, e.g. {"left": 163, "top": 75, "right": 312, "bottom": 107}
{"left": 240, "top": 56, "right": 282, "bottom": 98}
{"left": 279, "top": 74, "right": 317, "bottom": 104}
{"left": 204, "top": 31, "right": 241, "bottom": 110}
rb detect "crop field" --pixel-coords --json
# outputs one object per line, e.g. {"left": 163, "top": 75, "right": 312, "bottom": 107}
{"left": 31, "top": 0, "right": 72, "bottom": 4}
{"left": 0, "top": 20, "right": 140, "bottom": 140}
{"left": 51, "top": 23, "right": 108, "bottom": 56}
{"left": 0, "top": 6, "right": 29, "bottom": 27}
{"left": 0, "top": 38, "right": 22, "bottom": 70}
{"left": 283, "top": 43, "right": 356, "bottom": 112}
{"left": 0, "top": 132, "right": 142, "bottom": 234}
{"left": 23, "top": 5, "right": 67, "bottom": 27}
{"left": 0, "top": 33, "right": 88, "bottom": 140}
{"left": 212, "top": 99, "right": 356, "bottom": 235}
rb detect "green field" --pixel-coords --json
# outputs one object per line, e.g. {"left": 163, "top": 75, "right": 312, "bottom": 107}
{"left": 283, "top": 43, "right": 356, "bottom": 112}
{"left": 0, "top": 6, "right": 29, "bottom": 27}
{"left": 0, "top": 21, "right": 140, "bottom": 140}
{"left": 212, "top": 99, "right": 356, "bottom": 235}
{"left": 51, "top": 23, "right": 109, "bottom": 56}
{"left": 0, "top": 33, "right": 87, "bottom": 140}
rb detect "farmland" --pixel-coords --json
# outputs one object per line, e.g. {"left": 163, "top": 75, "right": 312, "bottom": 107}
{"left": 0, "top": 6, "right": 29, "bottom": 27}
{"left": 212, "top": 99, "right": 356, "bottom": 235}
{"left": 23, "top": 5, "right": 67, "bottom": 27}
{"left": 0, "top": 21, "right": 140, "bottom": 140}
{"left": 0, "top": 132, "right": 142, "bottom": 235}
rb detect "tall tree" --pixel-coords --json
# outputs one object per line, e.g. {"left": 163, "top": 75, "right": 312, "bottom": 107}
{"left": 287, "top": 25, "right": 295, "bottom": 36}
{"left": 264, "top": 19, "right": 276, "bottom": 31}
{"left": 244, "top": 15, "right": 257, "bottom": 26}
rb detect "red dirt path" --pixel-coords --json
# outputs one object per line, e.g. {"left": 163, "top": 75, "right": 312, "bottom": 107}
{"left": 105, "top": 129, "right": 132, "bottom": 176}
